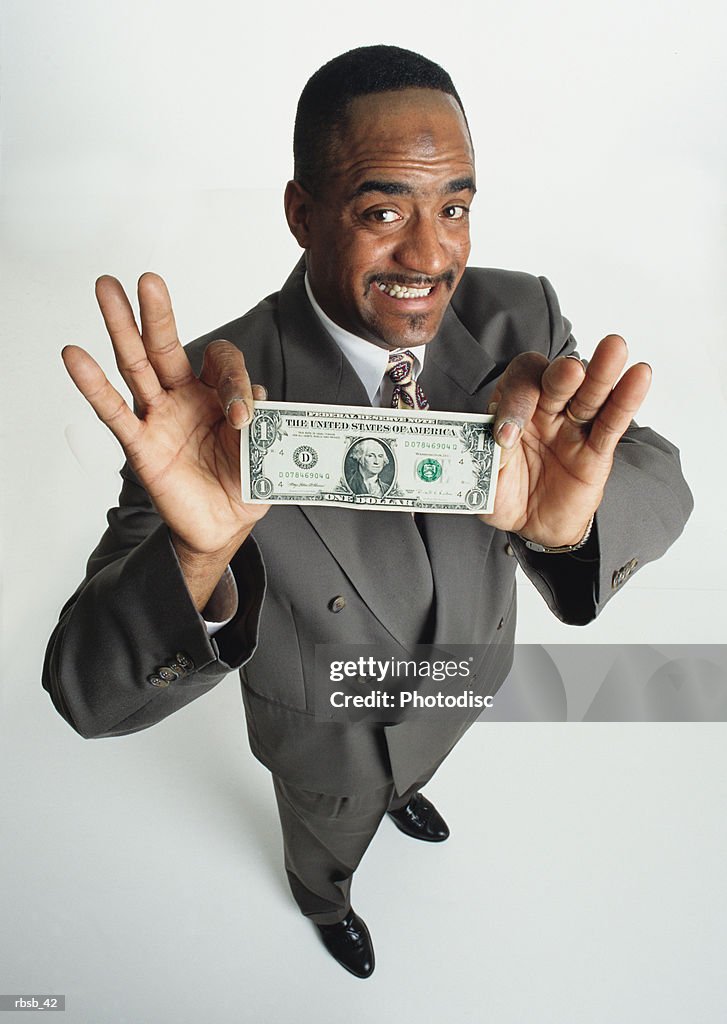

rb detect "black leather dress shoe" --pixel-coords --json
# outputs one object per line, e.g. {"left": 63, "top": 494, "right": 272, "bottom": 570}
{"left": 315, "top": 909, "right": 375, "bottom": 978}
{"left": 387, "top": 791, "right": 450, "bottom": 842}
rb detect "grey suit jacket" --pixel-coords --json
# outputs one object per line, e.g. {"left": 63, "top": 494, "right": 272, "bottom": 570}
{"left": 43, "top": 262, "right": 693, "bottom": 795}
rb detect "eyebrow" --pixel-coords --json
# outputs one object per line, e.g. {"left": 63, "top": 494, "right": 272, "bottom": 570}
{"left": 350, "top": 176, "right": 476, "bottom": 200}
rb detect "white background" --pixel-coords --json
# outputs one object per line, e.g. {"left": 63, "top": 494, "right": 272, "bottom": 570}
{"left": 1, "top": 1, "right": 725, "bottom": 1021}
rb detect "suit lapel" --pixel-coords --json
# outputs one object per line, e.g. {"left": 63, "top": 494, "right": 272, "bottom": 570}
{"left": 277, "top": 261, "right": 371, "bottom": 408}
{"left": 418, "top": 301, "right": 498, "bottom": 412}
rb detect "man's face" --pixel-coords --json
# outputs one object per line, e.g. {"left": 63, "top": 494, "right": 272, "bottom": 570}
{"left": 291, "top": 89, "right": 475, "bottom": 349}
{"left": 360, "top": 441, "right": 386, "bottom": 475}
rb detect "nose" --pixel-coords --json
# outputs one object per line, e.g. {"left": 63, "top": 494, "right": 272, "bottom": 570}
{"left": 392, "top": 214, "right": 449, "bottom": 278}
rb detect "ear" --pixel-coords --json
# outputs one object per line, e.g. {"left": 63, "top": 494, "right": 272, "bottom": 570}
{"left": 284, "top": 180, "right": 313, "bottom": 248}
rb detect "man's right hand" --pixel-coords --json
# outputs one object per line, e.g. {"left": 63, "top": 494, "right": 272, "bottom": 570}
{"left": 62, "top": 273, "right": 270, "bottom": 609}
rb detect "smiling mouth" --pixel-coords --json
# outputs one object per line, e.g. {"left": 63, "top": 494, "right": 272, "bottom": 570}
{"left": 376, "top": 282, "right": 434, "bottom": 300}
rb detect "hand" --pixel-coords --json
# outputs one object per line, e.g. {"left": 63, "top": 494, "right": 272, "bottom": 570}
{"left": 480, "top": 335, "right": 652, "bottom": 547}
{"left": 62, "top": 273, "right": 270, "bottom": 599}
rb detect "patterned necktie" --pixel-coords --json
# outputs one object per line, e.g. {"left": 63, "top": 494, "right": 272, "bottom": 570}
{"left": 386, "top": 350, "right": 429, "bottom": 410}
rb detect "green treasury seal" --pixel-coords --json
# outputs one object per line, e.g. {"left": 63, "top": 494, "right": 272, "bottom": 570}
{"left": 417, "top": 458, "right": 442, "bottom": 483}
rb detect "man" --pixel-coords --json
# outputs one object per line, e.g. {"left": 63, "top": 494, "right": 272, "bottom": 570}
{"left": 345, "top": 439, "right": 393, "bottom": 496}
{"left": 43, "top": 46, "right": 693, "bottom": 979}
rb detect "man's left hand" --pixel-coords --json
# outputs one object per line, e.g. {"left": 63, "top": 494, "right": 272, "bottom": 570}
{"left": 480, "top": 335, "right": 652, "bottom": 547}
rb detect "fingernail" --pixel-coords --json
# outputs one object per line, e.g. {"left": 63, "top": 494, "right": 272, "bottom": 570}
{"left": 496, "top": 419, "right": 521, "bottom": 449}
{"left": 566, "top": 354, "right": 584, "bottom": 365}
{"left": 226, "top": 397, "right": 250, "bottom": 426}
{"left": 487, "top": 401, "right": 498, "bottom": 415}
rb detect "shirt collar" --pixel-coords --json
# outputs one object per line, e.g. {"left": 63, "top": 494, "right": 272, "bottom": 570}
{"left": 304, "top": 272, "right": 425, "bottom": 403}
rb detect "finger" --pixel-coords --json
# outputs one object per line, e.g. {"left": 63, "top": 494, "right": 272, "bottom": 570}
{"left": 95, "top": 275, "right": 165, "bottom": 410}
{"left": 566, "top": 335, "right": 628, "bottom": 423}
{"left": 537, "top": 354, "right": 587, "bottom": 416}
{"left": 587, "top": 363, "right": 652, "bottom": 458}
{"left": 251, "top": 384, "right": 268, "bottom": 402}
{"left": 137, "top": 272, "right": 196, "bottom": 390}
{"left": 493, "top": 351, "right": 549, "bottom": 448}
{"left": 200, "top": 340, "right": 254, "bottom": 429}
{"left": 62, "top": 345, "right": 142, "bottom": 450}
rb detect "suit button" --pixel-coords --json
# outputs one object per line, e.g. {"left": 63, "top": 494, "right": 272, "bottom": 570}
{"left": 504, "top": 543, "right": 515, "bottom": 557}
{"left": 148, "top": 674, "right": 170, "bottom": 688}
{"left": 328, "top": 596, "right": 346, "bottom": 613}
{"left": 158, "top": 666, "right": 179, "bottom": 683}
{"left": 611, "top": 558, "right": 638, "bottom": 590}
{"left": 175, "top": 652, "right": 194, "bottom": 671}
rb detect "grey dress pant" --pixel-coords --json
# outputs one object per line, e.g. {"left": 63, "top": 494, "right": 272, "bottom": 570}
{"left": 272, "top": 774, "right": 432, "bottom": 925}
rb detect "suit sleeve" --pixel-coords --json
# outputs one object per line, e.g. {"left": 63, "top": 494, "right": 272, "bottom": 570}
{"left": 42, "top": 463, "right": 266, "bottom": 739}
{"left": 507, "top": 276, "right": 694, "bottom": 625}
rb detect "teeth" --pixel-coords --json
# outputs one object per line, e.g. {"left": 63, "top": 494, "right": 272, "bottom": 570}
{"left": 377, "top": 282, "right": 433, "bottom": 299}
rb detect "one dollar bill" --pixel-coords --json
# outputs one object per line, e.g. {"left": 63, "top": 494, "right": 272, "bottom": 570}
{"left": 241, "top": 401, "right": 501, "bottom": 514}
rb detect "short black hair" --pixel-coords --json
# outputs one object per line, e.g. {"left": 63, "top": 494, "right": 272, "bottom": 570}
{"left": 293, "top": 45, "right": 468, "bottom": 194}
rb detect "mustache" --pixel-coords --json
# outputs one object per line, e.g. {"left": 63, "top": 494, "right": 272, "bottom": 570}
{"left": 366, "top": 271, "right": 456, "bottom": 291}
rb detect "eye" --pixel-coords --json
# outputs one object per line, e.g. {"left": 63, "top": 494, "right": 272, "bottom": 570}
{"left": 442, "top": 205, "right": 468, "bottom": 220}
{"left": 368, "top": 209, "right": 402, "bottom": 223}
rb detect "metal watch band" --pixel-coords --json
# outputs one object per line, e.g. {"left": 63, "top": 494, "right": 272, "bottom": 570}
{"left": 519, "top": 514, "right": 595, "bottom": 554}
